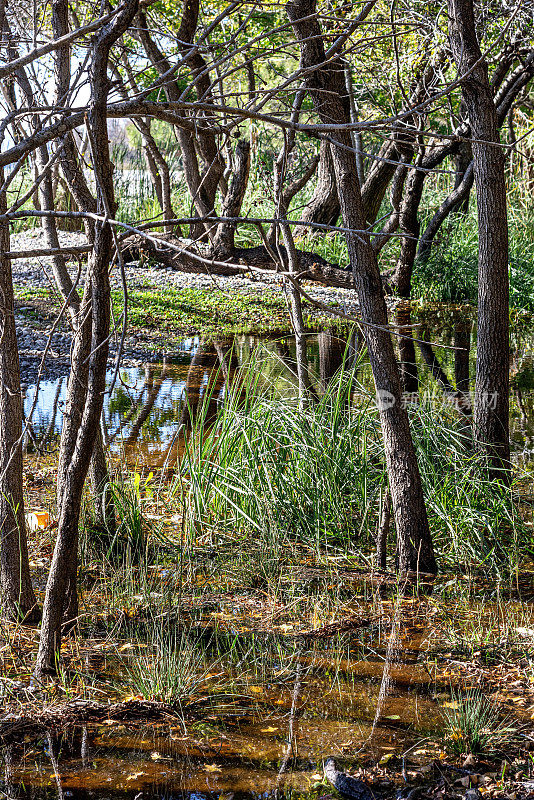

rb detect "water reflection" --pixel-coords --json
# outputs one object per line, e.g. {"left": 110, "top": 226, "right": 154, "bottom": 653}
{"left": 22, "top": 333, "right": 355, "bottom": 467}
{"left": 21, "top": 314, "right": 534, "bottom": 469}
{"left": 1, "top": 615, "right": 443, "bottom": 799}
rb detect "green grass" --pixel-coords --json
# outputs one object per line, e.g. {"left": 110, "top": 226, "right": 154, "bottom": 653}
{"left": 117, "top": 628, "right": 212, "bottom": 705}
{"left": 412, "top": 202, "right": 534, "bottom": 313}
{"left": 442, "top": 688, "right": 516, "bottom": 755}
{"left": 13, "top": 283, "right": 341, "bottom": 337}
{"left": 178, "top": 351, "right": 532, "bottom": 575}
{"left": 123, "top": 285, "right": 339, "bottom": 336}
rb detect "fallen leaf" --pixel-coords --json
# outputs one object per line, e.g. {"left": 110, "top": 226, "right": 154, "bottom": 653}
{"left": 126, "top": 772, "right": 146, "bottom": 781}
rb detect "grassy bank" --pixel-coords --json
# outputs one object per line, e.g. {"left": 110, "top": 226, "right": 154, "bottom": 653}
{"left": 14, "top": 283, "right": 344, "bottom": 337}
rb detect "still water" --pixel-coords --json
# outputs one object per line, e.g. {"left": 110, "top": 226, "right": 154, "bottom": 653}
{"left": 5, "top": 311, "right": 534, "bottom": 797}
{"left": 22, "top": 317, "right": 534, "bottom": 468}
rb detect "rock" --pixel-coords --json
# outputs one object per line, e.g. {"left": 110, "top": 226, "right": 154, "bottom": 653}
{"left": 324, "top": 758, "right": 374, "bottom": 800}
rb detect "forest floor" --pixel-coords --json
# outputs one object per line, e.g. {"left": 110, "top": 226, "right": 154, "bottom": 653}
{"left": 3, "top": 479, "right": 534, "bottom": 798}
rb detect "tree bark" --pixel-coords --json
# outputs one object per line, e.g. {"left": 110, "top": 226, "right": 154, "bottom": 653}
{"left": 301, "top": 141, "right": 340, "bottom": 228}
{"left": 0, "top": 171, "right": 39, "bottom": 622}
{"left": 0, "top": 1, "right": 38, "bottom": 623}
{"left": 454, "top": 318, "right": 471, "bottom": 395}
{"left": 448, "top": 0, "right": 510, "bottom": 477}
{"left": 318, "top": 331, "right": 347, "bottom": 391}
{"left": 122, "top": 234, "right": 357, "bottom": 289}
{"left": 36, "top": 0, "right": 139, "bottom": 676}
{"left": 137, "top": 1, "right": 223, "bottom": 240}
{"left": 286, "top": 0, "right": 437, "bottom": 577}
{"left": 452, "top": 141, "right": 473, "bottom": 214}
{"left": 213, "top": 139, "right": 251, "bottom": 258}
{"left": 49, "top": 0, "right": 115, "bottom": 610}
{"left": 395, "top": 306, "right": 419, "bottom": 397}
{"left": 376, "top": 489, "right": 392, "bottom": 570}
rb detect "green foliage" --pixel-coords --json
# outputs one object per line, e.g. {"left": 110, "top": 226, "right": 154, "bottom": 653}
{"left": 442, "top": 688, "right": 515, "bottom": 755}
{"left": 180, "top": 353, "right": 382, "bottom": 558}
{"left": 179, "top": 351, "right": 531, "bottom": 573}
{"left": 410, "top": 404, "right": 527, "bottom": 574}
{"left": 116, "top": 285, "right": 337, "bottom": 336}
{"left": 412, "top": 204, "right": 534, "bottom": 313}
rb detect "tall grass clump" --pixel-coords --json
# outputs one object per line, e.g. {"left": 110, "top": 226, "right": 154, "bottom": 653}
{"left": 442, "top": 688, "right": 515, "bottom": 755}
{"left": 177, "top": 348, "right": 530, "bottom": 574}
{"left": 118, "top": 628, "right": 210, "bottom": 705}
{"left": 179, "top": 352, "right": 385, "bottom": 559}
{"left": 410, "top": 403, "right": 529, "bottom": 575}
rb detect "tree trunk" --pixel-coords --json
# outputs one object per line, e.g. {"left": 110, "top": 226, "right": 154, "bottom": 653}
{"left": 0, "top": 169, "right": 39, "bottom": 623}
{"left": 213, "top": 139, "right": 251, "bottom": 258}
{"left": 376, "top": 489, "right": 392, "bottom": 570}
{"left": 318, "top": 332, "right": 347, "bottom": 391}
{"left": 392, "top": 156, "right": 426, "bottom": 397}
{"left": 88, "top": 426, "right": 116, "bottom": 535}
{"left": 396, "top": 306, "right": 419, "bottom": 397}
{"left": 35, "top": 0, "right": 139, "bottom": 676}
{"left": 287, "top": 0, "right": 437, "bottom": 577}
{"left": 452, "top": 141, "right": 473, "bottom": 214}
{"left": 448, "top": 0, "right": 510, "bottom": 478}
{"left": 301, "top": 141, "right": 340, "bottom": 228}
{"left": 454, "top": 318, "right": 471, "bottom": 394}
{"left": 393, "top": 161, "right": 425, "bottom": 298}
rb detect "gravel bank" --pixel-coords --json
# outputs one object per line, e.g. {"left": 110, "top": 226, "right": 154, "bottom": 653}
{"left": 11, "top": 228, "right": 361, "bottom": 385}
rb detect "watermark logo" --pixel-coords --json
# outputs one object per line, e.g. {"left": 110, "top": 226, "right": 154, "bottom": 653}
{"left": 376, "top": 389, "right": 396, "bottom": 410}
{"left": 374, "top": 389, "right": 498, "bottom": 411}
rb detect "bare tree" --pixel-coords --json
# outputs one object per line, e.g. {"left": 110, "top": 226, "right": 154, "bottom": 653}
{"left": 286, "top": 0, "right": 437, "bottom": 576}
{"left": 35, "top": 0, "right": 139, "bottom": 675}
{"left": 448, "top": 0, "right": 510, "bottom": 478}
{"left": 0, "top": 0, "right": 38, "bottom": 622}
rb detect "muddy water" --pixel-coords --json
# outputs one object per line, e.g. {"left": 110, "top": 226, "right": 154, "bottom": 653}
{"left": 8, "top": 308, "right": 534, "bottom": 797}
{"left": 2, "top": 617, "right": 447, "bottom": 799}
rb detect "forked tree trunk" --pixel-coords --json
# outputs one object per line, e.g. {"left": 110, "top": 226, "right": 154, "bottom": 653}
{"left": 392, "top": 157, "right": 426, "bottom": 397}
{"left": 35, "top": 0, "right": 139, "bottom": 676}
{"left": 301, "top": 141, "right": 340, "bottom": 228}
{"left": 42, "top": 0, "right": 115, "bottom": 613}
{"left": 448, "top": 0, "right": 510, "bottom": 478}
{"left": 287, "top": 0, "right": 437, "bottom": 576}
{"left": 452, "top": 141, "right": 473, "bottom": 214}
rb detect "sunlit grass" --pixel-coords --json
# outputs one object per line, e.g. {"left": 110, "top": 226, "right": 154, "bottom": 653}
{"left": 442, "top": 688, "right": 516, "bottom": 755}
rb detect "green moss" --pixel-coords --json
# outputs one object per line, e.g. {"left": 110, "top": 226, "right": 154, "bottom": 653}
{"left": 122, "top": 285, "right": 339, "bottom": 335}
